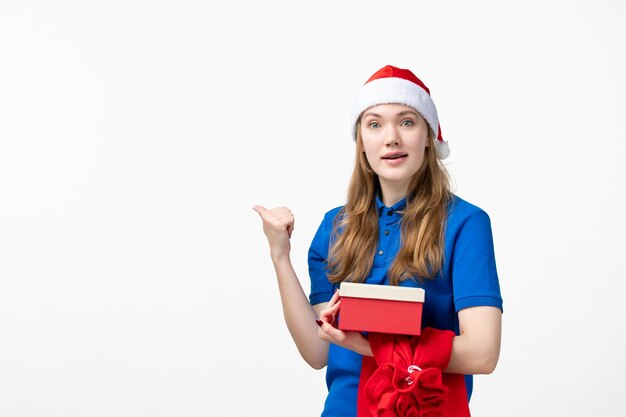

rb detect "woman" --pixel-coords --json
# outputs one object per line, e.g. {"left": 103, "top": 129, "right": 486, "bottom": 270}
{"left": 254, "top": 65, "right": 503, "bottom": 417}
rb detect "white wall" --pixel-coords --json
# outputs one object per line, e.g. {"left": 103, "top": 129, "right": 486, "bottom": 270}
{"left": 1, "top": 1, "right": 625, "bottom": 416}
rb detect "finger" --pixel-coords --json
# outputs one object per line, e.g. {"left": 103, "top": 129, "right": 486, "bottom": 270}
{"left": 258, "top": 208, "right": 294, "bottom": 232}
{"left": 326, "top": 289, "right": 341, "bottom": 308}
{"left": 320, "top": 300, "right": 341, "bottom": 325}
{"left": 280, "top": 214, "right": 295, "bottom": 238}
{"left": 278, "top": 212, "right": 295, "bottom": 226}
{"left": 319, "top": 322, "right": 346, "bottom": 342}
{"left": 320, "top": 299, "right": 340, "bottom": 317}
{"left": 326, "top": 299, "right": 341, "bottom": 314}
{"left": 330, "top": 301, "right": 341, "bottom": 327}
{"left": 267, "top": 209, "right": 294, "bottom": 227}
{"left": 318, "top": 327, "right": 331, "bottom": 343}
{"left": 252, "top": 205, "right": 267, "bottom": 216}
{"left": 328, "top": 300, "right": 341, "bottom": 326}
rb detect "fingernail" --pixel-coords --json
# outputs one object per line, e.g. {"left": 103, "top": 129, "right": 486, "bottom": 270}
{"left": 316, "top": 320, "right": 323, "bottom": 327}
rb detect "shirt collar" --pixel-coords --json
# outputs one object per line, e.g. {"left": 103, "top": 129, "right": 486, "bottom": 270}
{"left": 375, "top": 194, "right": 408, "bottom": 215}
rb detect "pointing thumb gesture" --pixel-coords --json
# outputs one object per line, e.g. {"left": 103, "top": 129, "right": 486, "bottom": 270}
{"left": 253, "top": 204, "right": 295, "bottom": 260}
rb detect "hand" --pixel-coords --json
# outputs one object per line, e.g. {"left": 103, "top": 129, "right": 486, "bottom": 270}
{"left": 252, "top": 205, "right": 294, "bottom": 261}
{"left": 317, "top": 290, "right": 373, "bottom": 357}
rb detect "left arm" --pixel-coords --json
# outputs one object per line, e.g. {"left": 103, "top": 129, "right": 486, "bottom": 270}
{"left": 445, "top": 305, "right": 502, "bottom": 374}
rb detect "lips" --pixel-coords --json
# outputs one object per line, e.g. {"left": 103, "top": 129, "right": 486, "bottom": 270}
{"left": 382, "top": 152, "right": 408, "bottom": 160}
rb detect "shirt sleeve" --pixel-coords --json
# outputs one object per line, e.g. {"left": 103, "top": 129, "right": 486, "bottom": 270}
{"left": 450, "top": 210, "right": 503, "bottom": 312}
{"left": 308, "top": 209, "right": 338, "bottom": 306}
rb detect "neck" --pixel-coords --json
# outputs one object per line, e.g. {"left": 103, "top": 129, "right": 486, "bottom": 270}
{"left": 379, "top": 179, "right": 409, "bottom": 207}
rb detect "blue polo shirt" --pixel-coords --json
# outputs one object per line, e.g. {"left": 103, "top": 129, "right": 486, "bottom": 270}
{"left": 308, "top": 194, "right": 503, "bottom": 417}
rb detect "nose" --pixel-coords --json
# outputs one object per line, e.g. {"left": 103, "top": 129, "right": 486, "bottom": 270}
{"left": 384, "top": 124, "right": 401, "bottom": 146}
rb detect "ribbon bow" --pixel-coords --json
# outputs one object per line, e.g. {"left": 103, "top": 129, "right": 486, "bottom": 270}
{"left": 358, "top": 328, "right": 463, "bottom": 417}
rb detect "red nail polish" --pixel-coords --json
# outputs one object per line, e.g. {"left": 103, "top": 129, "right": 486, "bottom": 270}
{"left": 316, "top": 319, "right": 323, "bottom": 327}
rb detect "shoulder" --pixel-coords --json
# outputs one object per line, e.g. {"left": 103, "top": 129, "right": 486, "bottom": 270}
{"left": 318, "top": 205, "right": 345, "bottom": 229}
{"left": 446, "top": 194, "right": 493, "bottom": 235}
{"left": 448, "top": 194, "right": 491, "bottom": 221}
{"left": 309, "top": 205, "right": 344, "bottom": 256}
{"left": 324, "top": 205, "right": 344, "bottom": 219}
{"left": 311, "top": 205, "right": 344, "bottom": 242}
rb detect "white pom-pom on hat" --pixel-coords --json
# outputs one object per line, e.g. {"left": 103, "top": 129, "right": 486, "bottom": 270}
{"left": 351, "top": 65, "right": 450, "bottom": 159}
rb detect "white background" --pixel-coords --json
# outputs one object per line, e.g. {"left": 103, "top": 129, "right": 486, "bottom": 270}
{"left": 1, "top": 1, "right": 625, "bottom": 416}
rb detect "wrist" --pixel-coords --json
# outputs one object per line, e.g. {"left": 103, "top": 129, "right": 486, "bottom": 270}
{"left": 358, "top": 338, "right": 373, "bottom": 357}
{"left": 271, "top": 252, "right": 291, "bottom": 265}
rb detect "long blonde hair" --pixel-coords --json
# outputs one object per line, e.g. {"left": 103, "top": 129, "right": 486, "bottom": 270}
{"left": 326, "top": 120, "right": 452, "bottom": 285}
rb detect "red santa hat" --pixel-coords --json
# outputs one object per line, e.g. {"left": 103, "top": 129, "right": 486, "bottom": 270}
{"left": 351, "top": 65, "right": 450, "bottom": 159}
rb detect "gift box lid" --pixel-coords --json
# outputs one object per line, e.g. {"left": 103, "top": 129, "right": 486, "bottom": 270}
{"left": 339, "top": 282, "right": 425, "bottom": 302}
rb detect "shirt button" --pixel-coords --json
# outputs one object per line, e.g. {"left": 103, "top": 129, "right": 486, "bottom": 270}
{"left": 384, "top": 230, "right": 390, "bottom": 236}
{"left": 387, "top": 211, "right": 393, "bottom": 216}
{"left": 378, "top": 250, "right": 384, "bottom": 255}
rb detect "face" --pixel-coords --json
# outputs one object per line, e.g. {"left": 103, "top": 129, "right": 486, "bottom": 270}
{"left": 360, "top": 103, "right": 429, "bottom": 195}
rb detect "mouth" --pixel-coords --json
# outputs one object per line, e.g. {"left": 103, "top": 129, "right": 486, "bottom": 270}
{"left": 381, "top": 152, "right": 408, "bottom": 160}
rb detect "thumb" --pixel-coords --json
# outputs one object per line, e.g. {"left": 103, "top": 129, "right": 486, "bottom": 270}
{"left": 252, "top": 205, "right": 267, "bottom": 216}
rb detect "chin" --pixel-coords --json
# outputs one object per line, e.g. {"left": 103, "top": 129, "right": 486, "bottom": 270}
{"left": 378, "top": 175, "right": 414, "bottom": 185}
{"left": 379, "top": 170, "right": 415, "bottom": 180}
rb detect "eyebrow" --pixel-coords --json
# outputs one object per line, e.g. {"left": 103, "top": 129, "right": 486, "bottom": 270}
{"left": 362, "top": 110, "right": 421, "bottom": 119}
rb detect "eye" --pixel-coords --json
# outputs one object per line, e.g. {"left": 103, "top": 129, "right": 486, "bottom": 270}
{"left": 401, "top": 119, "right": 414, "bottom": 127}
{"left": 368, "top": 121, "right": 381, "bottom": 129}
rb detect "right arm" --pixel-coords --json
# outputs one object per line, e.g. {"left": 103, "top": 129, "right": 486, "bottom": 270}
{"left": 253, "top": 205, "right": 330, "bottom": 369}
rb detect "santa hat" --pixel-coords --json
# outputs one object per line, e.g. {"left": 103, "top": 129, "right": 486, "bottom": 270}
{"left": 351, "top": 65, "right": 450, "bottom": 159}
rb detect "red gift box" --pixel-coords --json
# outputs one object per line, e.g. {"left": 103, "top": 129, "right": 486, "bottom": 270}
{"left": 338, "top": 282, "right": 425, "bottom": 336}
